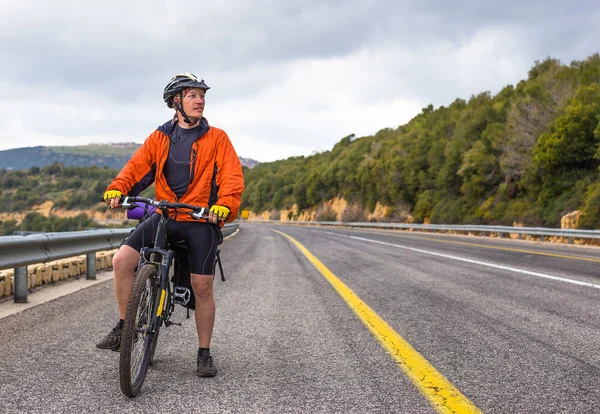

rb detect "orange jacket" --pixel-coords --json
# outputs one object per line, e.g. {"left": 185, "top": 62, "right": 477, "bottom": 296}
{"left": 106, "top": 118, "right": 245, "bottom": 223}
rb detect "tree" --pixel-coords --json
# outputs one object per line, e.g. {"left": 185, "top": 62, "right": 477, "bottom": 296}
{"left": 531, "top": 83, "right": 600, "bottom": 187}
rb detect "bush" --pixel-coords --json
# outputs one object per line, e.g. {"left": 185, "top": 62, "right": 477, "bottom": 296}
{"left": 577, "top": 182, "right": 600, "bottom": 229}
{"left": 0, "top": 220, "right": 18, "bottom": 236}
{"left": 341, "top": 205, "right": 366, "bottom": 222}
{"left": 316, "top": 208, "right": 337, "bottom": 222}
{"left": 382, "top": 202, "right": 412, "bottom": 223}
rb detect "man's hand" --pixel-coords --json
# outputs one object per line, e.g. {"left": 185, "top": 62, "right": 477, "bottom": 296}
{"left": 103, "top": 190, "right": 123, "bottom": 209}
{"left": 209, "top": 205, "right": 230, "bottom": 223}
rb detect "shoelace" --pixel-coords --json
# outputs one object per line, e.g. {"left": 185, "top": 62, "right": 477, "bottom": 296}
{"left": 200, "top": 355, "right": 214, "bottom": 367}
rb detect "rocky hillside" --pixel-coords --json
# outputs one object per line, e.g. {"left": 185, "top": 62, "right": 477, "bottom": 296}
{"left": 0, "top": 144, "right": 259, "bottom": 171}
{"left": 241, "top": 54, "right": 600, "bottom": 229}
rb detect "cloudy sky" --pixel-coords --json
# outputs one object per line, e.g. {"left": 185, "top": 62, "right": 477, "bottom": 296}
{"left": 0, "top": 0, "right": 598, "bottom": 162}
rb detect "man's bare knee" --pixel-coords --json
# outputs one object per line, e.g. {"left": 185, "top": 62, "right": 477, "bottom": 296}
{"left": 191, "top": 274, "right": 213, "bottom": 300}
{"left": 112, "top": 245, "right": 139, "bottom": 276}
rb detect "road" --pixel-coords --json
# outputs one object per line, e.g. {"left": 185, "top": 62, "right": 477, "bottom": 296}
{"left": 1, "top": 223, "right": 600, "bottom": 413}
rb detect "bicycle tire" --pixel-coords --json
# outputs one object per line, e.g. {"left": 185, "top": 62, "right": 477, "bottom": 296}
{"left": 119, "top": 264, "right": 159, "bottom": 397}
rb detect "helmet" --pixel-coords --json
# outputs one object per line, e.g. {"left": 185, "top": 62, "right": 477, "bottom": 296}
{"left": 163, "top": 72, "right": 210, "bottom": 108}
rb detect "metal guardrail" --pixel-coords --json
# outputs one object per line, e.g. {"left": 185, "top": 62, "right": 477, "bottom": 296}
{"left": 246, "top": 220, "right": 600, "bottom": 241}
{"left": 0, "top": 229, "right": 131, "bottom": 271}
{"left": 0, "top": 223, "right": 238, "bottom": 303}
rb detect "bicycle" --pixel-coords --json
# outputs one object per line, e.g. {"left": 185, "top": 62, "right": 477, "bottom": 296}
{"left": 115, "top": 196, "right": 225, "bottom": 398}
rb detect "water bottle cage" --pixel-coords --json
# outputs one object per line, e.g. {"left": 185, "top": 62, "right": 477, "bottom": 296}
{"left": 173, "top": 286, "right": 192, "bottom": 306}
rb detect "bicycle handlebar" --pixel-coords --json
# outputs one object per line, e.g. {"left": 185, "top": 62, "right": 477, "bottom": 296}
{"left": 121, "top": 196, "right": 210, "bottom": 220}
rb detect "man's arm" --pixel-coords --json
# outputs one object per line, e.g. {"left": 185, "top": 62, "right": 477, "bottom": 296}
{"left": 105, "top": 132, "right": 159, "bottom": 197}
{"left": 214, "top": 131, "right": 245, "bottom": 222}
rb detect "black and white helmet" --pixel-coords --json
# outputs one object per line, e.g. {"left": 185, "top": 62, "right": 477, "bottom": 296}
{"left": 163, "top": 72, "right": 210, "bottom": 109}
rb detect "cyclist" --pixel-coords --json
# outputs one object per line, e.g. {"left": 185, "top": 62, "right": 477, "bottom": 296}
{"left": 96, "top": 72, "right": 245, "bottom": 378}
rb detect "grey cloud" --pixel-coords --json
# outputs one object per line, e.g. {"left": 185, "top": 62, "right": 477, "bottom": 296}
{"left": 1, "top": 0, "right": 599, "bottom": 161}
{"left": 1, "top": 0, "right": 598, "bottom": 98}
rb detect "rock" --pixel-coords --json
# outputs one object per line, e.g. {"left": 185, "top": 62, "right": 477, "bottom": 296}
{"left": 561, "top": 210, "right": 582, "bottom": 229}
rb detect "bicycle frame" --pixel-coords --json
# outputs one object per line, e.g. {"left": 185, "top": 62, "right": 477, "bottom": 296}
{"left": 123, "top": 195, "right": 213, "bottom": 323}
{"left": 137, "top": 214, "right": 175, "bottom": 334}
{"left": 130, "top": 199, "right": 205, "bottom": 333}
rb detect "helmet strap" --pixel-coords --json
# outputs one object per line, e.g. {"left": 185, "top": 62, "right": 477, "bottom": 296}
{"left": 173, "top": 91, "right": 197, "bottom": 125}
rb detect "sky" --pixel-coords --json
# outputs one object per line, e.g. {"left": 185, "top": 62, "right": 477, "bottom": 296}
{"left": 0, "top": 0, "right": 598, "bottom": 163}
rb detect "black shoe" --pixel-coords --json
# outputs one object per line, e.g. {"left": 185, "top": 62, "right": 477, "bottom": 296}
{"left": 96, "top": 322, "right": 122, "bottom": 351}
{"left": 196, "top": 350, "right": 218, "bottom": 377}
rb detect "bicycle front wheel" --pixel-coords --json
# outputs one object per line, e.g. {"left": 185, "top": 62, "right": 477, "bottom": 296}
{"left": 119, "top": 264, "right": 160, "bottom": 397}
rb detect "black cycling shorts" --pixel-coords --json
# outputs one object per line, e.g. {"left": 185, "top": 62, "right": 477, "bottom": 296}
{"left": 122, "top": 213, "right": 220, "bottom": 275}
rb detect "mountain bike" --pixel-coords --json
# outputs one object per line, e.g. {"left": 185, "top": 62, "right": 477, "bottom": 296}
{"left": 116, "top": 196, "right": 224, "bottom": 398}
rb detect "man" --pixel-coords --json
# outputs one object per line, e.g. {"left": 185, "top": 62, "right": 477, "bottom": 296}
{"left": 96, "top": 73, "right": 245, "bottom": 378}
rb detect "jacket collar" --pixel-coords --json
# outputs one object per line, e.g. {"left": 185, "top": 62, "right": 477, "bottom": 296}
{"left": 158, "top": 117, "right": 210, "bottom": 138}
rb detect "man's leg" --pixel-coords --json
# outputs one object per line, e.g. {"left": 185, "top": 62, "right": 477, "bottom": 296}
{"left": 95, "top": 246, "right": 139, "bottom": 350}
{"left": 191, "top": 273, "right": 217, "bottom": 377}
{"left": 112, "top": 246, "right": 141, "bottom": 319}
{"left": 96, "top": 214, "right": 159, "bottom": 350}
{"left": 191, "top": 273, "right": 215, "bottom": 347}
{"left": 184, "top": 222, "right": 220, "bottom": 376}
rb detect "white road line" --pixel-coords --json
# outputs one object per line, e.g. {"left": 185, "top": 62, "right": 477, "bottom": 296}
{"left": 331, "top": 233, "right": 600, "bottom": 290}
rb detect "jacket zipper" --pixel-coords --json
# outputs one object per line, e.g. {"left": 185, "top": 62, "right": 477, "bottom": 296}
{"left": 189, "top": 141, "right": 197, "bottom": 185}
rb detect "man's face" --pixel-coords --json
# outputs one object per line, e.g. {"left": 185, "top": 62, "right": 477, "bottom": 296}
{"left": 180, "top": 87, "right": 206, "bottom": 119}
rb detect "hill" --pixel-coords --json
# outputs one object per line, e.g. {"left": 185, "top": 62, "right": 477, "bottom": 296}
{"left": 241, "top": 53, "right": 600, "bottom": 229}
{"left": 0, "top": 144, "right": 259, "bottom": 171}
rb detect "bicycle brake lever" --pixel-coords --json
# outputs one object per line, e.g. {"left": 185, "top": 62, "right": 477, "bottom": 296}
{"left": 190, "top": 207, "right": 208, "bottom": 220}
{"left": 119, "top": 197, "right": 137, "bottom": 209}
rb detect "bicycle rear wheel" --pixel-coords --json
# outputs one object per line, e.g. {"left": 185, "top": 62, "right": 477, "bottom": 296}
{"left": 119, "top": 264, "right": 161, "bottom": 397}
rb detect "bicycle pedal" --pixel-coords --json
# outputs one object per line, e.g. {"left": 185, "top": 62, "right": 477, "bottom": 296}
{"left": 165, "top": 320, "right": 182, "bottom": 327}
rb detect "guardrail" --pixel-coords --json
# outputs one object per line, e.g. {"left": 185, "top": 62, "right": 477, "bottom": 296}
{"left": 247, "top": 219, "right": 600, "bottom": 242}
{"left": 0, "top": 223, "right": 238, "bottom": 303}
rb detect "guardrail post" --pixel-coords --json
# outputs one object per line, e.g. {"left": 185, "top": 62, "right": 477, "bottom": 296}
{"left": 86, "top": 253, "right": 96, "bottom": 280}
{"left": 568, "top": 237, "right": 573, "bottom": 244}
{"left": 540, "top": 235, "right": 545, "bottom": 242}
{"left": 518, "top": 233, "right": 523, "bottom": 240}
{"left": 14, "top": 266, "right": 28, "bottom": 303}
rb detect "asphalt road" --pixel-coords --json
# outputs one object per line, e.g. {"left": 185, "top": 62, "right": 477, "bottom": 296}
{"left": 1, "top": 223, "right": 600, "bottom": 413}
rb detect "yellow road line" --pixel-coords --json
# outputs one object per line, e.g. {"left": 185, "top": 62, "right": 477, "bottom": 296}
{"left": 273, "top": 229, "right": 482, "bottom": 414}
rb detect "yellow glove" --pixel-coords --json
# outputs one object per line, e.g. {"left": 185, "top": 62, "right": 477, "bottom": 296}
{"left": 209, "top": 205, "right": 230, "bottom": 220}
{"left": 103, "top": 190, "right": 123, "bottom": 201}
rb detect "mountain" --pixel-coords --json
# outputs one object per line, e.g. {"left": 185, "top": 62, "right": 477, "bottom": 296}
{"left": 0, "top": 144, "right": 259, "bottom": 171}
{"left": 239, "top": 157, "right": 259, "bottom": 169}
